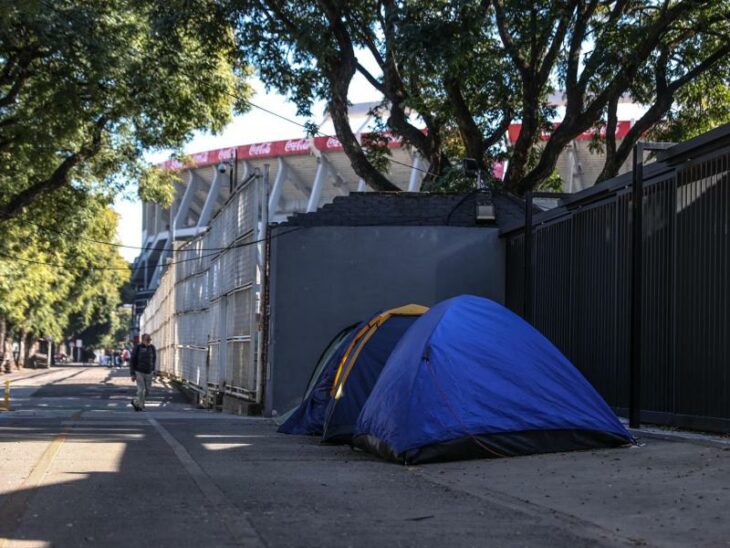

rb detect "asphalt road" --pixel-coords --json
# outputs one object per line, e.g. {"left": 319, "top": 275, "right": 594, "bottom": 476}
{"left": 0, "top": 366, "right": 728, "bottom": 547}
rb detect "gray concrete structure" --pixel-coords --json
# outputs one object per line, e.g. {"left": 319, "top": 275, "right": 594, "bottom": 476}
{"left": 266, "top": 225, "right": 505, "bottom": 415}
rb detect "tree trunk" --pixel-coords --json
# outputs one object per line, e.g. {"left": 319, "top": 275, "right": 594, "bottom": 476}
{"left": 317, "top": 0, "right": 400, "bottom": 192}
{"left": 328, "top": 89, "right": 400, "bottom": 192}
{"left": 596, "top": 94, "right": 675, "bottom": 183}
{"left": 0, "top": 317, "right": 7, "bottom": 373}
{"left": 504, "top": 79, "right": 540, "bottom": 191}
{"left": 514, "top": 124, "right": 576, "bottom": 194}
{"left": 16, "top": 330, "right": 26, "bottom": 369}
{"left": 443, "top": 77, "right": 487, "bottom": 165}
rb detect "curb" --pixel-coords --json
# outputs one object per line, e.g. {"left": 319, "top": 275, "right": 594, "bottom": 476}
{"left": 629, "top": 426, "right": 730, "bottom": 449}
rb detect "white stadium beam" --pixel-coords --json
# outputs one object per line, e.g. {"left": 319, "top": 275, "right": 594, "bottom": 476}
{"left": 198, "top": 166, "right": 224, "bottom": 228}
{"left": 236, "top": 159, "right": 252, "bottom": 191}
{"left": 307, "top": 156, "right": 330, "bottom": 213}
{"left": 280, "top": 158, "right": 311, "bottom": 197}
{"left": 174, "top": 170, "right": 200, "bottom": 230}
{"left": 268, "top": 157, "right": 288, "bottom": 214}
{"left": 153, "top": 203, "right": 161, "bottom": 236}
{"left": 141, "top": 201, "right": 148, "bottom": 244}
{"left": 408, "top": 153, "right": 428, "bottom": 192}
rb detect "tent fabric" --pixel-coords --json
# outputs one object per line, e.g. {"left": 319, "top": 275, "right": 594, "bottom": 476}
{"left": 330, "top": 305, "right": 429, "bottom": 399}
{"left": 353, "top": 295, "right": 633, "bottom": 464}
{"left": 322, "top": 313, "right": 424, "bottom": 443}
{"left": 278, "top": 305, "right": 427, "bottom": 438}
{"left": 277, "top": 326, "right": 358, "bottom": 435}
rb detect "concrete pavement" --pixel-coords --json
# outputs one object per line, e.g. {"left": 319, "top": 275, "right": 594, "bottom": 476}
{"left": 0, "top": 365, "right": 728, "bottom": 547}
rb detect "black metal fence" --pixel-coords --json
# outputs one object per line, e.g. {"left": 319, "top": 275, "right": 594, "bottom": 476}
{"left": 503, "top": 125, "right": 730, "bottom": 432}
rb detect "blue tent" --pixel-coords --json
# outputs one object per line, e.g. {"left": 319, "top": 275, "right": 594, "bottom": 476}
{"left": 322, "top": 308, "right": 426, "bottom": 443}
{"left": 354, "top": 295, "right": 633, "bottom": 464}
{"left": 278, "top": 305, "right": 427, "bottom": 437}
{"left": 277, "top": 325, "right": 358, "bottom": 435}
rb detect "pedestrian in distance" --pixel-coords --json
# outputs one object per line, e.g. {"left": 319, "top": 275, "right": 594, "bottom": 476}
{"left": 130, "top": 334, "right": 156, "bottom": 412}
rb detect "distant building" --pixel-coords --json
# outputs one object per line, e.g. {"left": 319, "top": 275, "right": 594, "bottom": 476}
{"left": 131, "top": 114, "right": 636, "bottom": 322}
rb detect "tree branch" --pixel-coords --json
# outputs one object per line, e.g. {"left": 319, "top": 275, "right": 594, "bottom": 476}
{"left": 536, "top": 3, "right": 576, "bottom": 85}
{"left": 0, "top": 117, "right": 108, "bottom": 223}
{"left": 0, "top": 74, "right": 29, "bottom": 109}
{"left": 356, "top": 62, "right": 385, "bottom": 94}
{"left": 565, "top": 0, "right": 599, "bottom": 111}
{"left": 444, "top": 76, "right": 485, "bottom": 163}
{"left": 669, "top": 42, "right": 730, "bottom": 91}
{"left": 483, "top": 104, "right": 513, "bottom": 151}
{"left": 491, "top": 0, "right": 529, "bottom": 75}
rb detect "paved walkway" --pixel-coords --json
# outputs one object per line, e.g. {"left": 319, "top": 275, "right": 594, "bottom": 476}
{"left": 0, "top": 366, "right": 728, "bottom": 547}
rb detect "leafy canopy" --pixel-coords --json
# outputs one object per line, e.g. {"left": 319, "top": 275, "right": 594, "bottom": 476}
{"left": 0, "top": 0, "right": 252, "bottom": 219}
{"left": 0, "top": 195, "right": 130, "bottom": 346}
{"left": 231, "top": 0, "right": 730, "bottom": 194}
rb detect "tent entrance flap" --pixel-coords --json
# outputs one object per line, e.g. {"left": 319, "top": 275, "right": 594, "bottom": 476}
{"left": 331, "top": 304, "right": 428, "bottom": 399}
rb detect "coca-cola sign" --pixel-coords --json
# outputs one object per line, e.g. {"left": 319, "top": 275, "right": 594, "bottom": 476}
{"left": 249, "top": 142, "right": 272, "bottom": 156}
{"left": 509, "top": 120, "right": 632, "bottom": 143}
{"left": 216, "top": 148, "right": 236, "bottom": 161}
{"left": 284, "top": 139, "right": 310, "bottom": 153}
{"left": 326, "top": 137, "right": 343, "bottom": 149}
{"left": 191, "top": 152, "right": 209, "bottom": 164}
{"left": 160, "top": 130, "right": 408, "bottom": 169}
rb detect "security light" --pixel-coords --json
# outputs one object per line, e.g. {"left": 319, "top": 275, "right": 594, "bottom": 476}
{"left": 475, "top": 191, "right": 495, "bottom": 223}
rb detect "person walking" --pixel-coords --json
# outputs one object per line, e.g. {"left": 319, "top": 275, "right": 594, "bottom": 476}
{"left": 130, "top": 334, "right": 156, "bottom": 412}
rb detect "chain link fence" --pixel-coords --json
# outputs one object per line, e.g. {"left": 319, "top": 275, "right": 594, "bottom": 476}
{"left": 140, "top": 175, "right": 265, "bottom": 404}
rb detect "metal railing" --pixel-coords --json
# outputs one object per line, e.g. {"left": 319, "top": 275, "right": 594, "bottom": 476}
{"left": 503, "top": 125, "right": 730, "bottom": 432}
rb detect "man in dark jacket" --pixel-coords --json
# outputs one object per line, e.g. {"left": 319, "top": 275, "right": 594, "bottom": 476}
{"left": 130, "top": 333, "right": 156, "bottom": 411}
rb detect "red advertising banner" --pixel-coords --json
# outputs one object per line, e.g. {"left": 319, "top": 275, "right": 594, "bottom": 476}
{"left": 508, "top": 120, "right": 632, "bottom": 143}
{"left": 160, "top": 132, "right": 406, "bottom": 170}
{"left": 159, "top": 122, "right": 632, "bottom": 171}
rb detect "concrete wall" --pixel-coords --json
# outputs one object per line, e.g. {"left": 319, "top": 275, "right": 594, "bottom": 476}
{"left": 266, "top": 225, "right": 505, "bottom": 415}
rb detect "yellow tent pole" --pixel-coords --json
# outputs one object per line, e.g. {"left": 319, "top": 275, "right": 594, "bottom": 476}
{"left": 330, "top": 304, "right": 429, "bottom": 398}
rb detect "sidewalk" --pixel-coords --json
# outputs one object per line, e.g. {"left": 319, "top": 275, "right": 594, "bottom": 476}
{"left": 1, "top": 366, "right": 729, "bottom": 547}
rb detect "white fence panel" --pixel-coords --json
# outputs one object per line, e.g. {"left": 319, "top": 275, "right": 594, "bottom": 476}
{"left": 139, "top": 175, "right": 264, "bottom": 404}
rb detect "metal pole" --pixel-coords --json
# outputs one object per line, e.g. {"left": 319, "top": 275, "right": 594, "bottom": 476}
{"left": 261, "top": 165, "right": 269, "bottom": 254}
{"left": 256, "top": 164, "right": 270, "bottom": 406}
{"left": 629, "top": 143, "right": 644, "bottom": 428}
{"left": 232, "top": 148, "right": 238, "bottom": 194}
{"left": 523, "top": 192, "right": 534, "bottom": 323}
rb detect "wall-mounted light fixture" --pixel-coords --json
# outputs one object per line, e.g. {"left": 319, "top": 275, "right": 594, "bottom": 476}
{"left": 475, "top": 190, "right": 495, "bottom": 223}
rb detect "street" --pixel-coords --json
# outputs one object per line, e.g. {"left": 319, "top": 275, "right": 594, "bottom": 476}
{"left": 0, "top": 366, "right": 728, "bottom": 547}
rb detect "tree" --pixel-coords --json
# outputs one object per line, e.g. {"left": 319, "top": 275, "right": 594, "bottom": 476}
{"left": 233, "top": 1, "right": 400, "bottom": 190}
{"left": 231, "top": 1, "right": 730, "bottom": 194}
{"left": 0, "top": 0, "right": 252, "bottom": 222}
{"left": 645, "top": 71, "right": 730, "bottom": 145}
{"left": 233, "top": 0, "right": 514, "bottom": 190}
{"left": 0, "top": 196, "right": 130, "bottom": 367}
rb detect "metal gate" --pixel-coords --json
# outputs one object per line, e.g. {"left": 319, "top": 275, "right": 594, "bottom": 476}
{"left": 503, "top": 128, "right": 730, "bottom": 432}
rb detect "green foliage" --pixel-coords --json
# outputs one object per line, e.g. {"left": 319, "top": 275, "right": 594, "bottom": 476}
{"left": 229, "top": 1, "right": 730, "bottom": 194}
{"left": 648, "top": 74, "right": 730, "bottom": 144}
{"left": 428, "top": 165, "right": 478, "bottom": 193}
{"left": 139, "top": 167, "right": 178, "bottom": 208}
{"left": 0, "top": 198, "right": 129, "bottom": 346}
{"left": 0, "top": 0, "right": 252, "bottom": 219}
